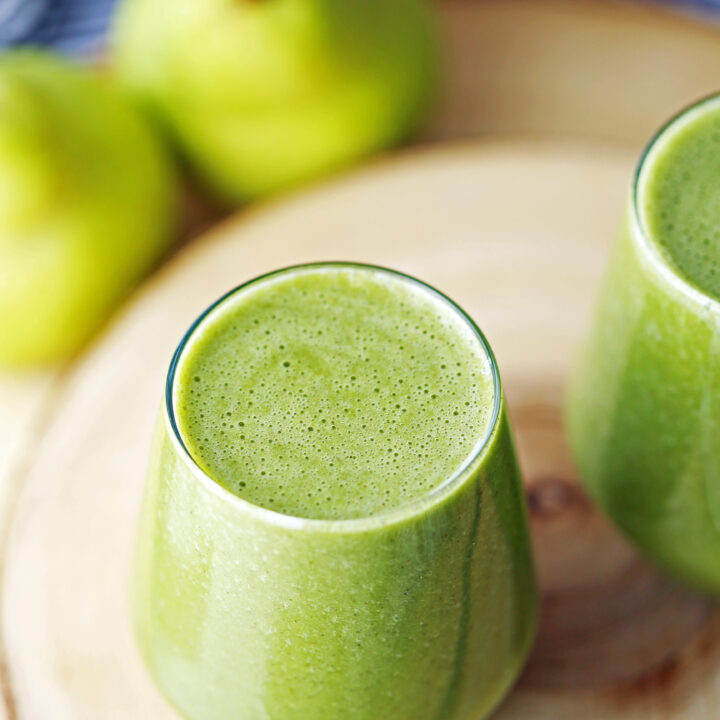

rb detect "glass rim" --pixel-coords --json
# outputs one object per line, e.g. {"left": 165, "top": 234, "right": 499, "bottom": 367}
{"left": 632, "top": 91, "right": 720, "bottom": 312}
{"left": 164, "top": 261, "right": 503, "bottom": 533}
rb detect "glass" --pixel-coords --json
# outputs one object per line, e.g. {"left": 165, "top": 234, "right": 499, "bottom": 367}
{"left": 133, "top": 263, "right": 537, "bottom": 720}
{"left": 567, "top": 96, "right": 720, "bottom": 594}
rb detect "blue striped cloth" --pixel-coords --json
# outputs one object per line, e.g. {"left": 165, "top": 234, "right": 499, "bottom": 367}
{"left": 665, "top": 0, "right": 720, "bottom": 8}
{"left": 0, "top": 0, "right": 718, "bottom": 58}
{"left": 0, "top": 0, "right": 117, "bottom": 56}
{"left": 656, "top": 0, "right": 720, "bottom": 19}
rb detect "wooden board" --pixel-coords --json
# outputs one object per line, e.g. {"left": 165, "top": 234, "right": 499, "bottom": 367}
{"left": 4, "top": 140, "right": 720, "bottom": 719}
{"left": 0, "top": 372, "right": 62, "bottom": 720}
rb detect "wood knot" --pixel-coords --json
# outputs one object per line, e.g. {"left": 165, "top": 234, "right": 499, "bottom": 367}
{"left": 526, "top": 476, "right": 591, "bottom": 519}
{"left": 607, "top": 655, "right": 682, "bottom": 705}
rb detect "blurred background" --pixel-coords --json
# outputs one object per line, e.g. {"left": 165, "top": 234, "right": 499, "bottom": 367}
{"left": 1, "top": 0, "right": 720, "bottom": 55}
{"left": 3, "top": 0, "right": 719, "bottom": 367}
{"left": 2, "top": 1, "right": 720, "bottom": 718}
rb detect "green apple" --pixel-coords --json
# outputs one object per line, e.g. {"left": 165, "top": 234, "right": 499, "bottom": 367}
{"left": 111, "top": 0, "right": 438, "bottom": 201}
{"left": 0, "top": 51, "right": 176, "bottom": 367}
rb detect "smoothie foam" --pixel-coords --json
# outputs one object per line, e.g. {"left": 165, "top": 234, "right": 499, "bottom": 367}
{"left": 640, "top": 98, "right": 720, "bottom": 301}
{"left": 174, "top": 264, "right": 494, "bottom": 520}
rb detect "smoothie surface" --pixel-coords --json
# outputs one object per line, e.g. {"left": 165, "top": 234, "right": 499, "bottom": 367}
{"left": 641, "top": 99, "right": 720, "bottom": 301}
{"left": 174, "top": 266, "right": 495, "bottom": 520}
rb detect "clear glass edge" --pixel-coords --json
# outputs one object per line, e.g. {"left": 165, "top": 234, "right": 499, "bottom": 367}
{"left": 163, "top": 261, "right": 503, "bottom": 534}
{"left": 632, "top": 90, "right": 720, "bottom": 313}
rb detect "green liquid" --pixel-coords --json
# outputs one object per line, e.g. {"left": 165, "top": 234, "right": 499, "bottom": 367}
{"left": 175, "top": 265, "right": 494, "bottom": 520}
{"left": 567, "top": 98, "right": 720, "bottom": 593}
{"left": 643, "top": 105, "right": 720, "bottom": 300}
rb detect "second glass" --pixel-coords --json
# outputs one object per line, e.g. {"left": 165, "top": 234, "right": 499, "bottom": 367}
{"left": 567, "top": 95, "right": 720, "bottom": 594}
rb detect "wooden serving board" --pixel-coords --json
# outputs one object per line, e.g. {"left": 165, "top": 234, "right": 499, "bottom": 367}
{"left": 4, "top": 140, "right": 720, "bottom": 719}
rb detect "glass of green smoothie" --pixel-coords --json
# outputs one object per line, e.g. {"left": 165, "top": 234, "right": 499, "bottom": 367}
{"left": 133, "top": 262, "right": 537, "bottom": 720}
{"left": 567, "top": 95, "right": 720, "bottom": 595}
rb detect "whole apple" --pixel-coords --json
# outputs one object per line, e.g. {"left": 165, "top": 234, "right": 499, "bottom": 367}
{"left": 112, "top": 0, "right": 438, "bottom": 201}
{"left": 0, "top": 51, "right": 176, "bottom": 367}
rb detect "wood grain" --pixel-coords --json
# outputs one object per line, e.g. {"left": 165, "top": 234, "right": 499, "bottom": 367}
{"left": 3, "top": 140, "right": 718, "bottom": 719}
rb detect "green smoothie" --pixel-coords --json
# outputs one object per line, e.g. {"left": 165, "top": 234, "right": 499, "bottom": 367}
{"left": 175, "top": 266, "right": 494, "bottom": 520}
{"left": 643, "top": 104, "right": 720, "bottom": 300}
{"left": 567, "top": 96, "right": 720, "bottom": 593}
{"left": 134, "top": 263, "right": 537, "bottom": 720}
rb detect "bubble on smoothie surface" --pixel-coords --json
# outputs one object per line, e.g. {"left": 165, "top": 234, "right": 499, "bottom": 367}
{"left": 642, "top": 106, "right": 720, "bottom": 301}
{"left": 175, "top": 267, "right": 494, "bottom": 521}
